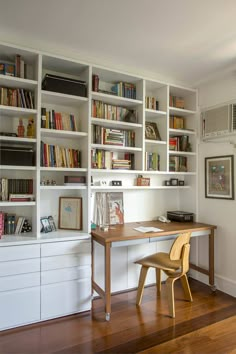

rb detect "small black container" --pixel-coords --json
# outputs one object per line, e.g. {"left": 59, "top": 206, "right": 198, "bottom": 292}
{"left": 0, "top": 146, "right": 35, "bottom": 166}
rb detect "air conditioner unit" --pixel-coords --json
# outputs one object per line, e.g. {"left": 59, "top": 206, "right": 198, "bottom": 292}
{"left": 201, "top": 104, "right": 236, "bottom": 138}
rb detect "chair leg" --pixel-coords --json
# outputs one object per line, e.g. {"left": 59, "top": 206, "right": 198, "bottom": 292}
{"left": 166, "top": 277, "right": 176, "bottom": 318}
{"left": 180, "top": 274, "right": 193, "bottom": 302}
{"left": 136, "top": 266, "right": 149, "bottom": 305}
{"left": 156, "top": 268, "right": 161, "bottom": 295}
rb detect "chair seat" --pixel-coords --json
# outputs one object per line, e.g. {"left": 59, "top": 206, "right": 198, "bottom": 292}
{"left": 135, "top": 252, "right": 181, "bottom": 271}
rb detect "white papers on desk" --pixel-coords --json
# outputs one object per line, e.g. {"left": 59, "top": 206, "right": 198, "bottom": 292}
{"left": 133, "top": 226, "right": 163, "bottom": 233}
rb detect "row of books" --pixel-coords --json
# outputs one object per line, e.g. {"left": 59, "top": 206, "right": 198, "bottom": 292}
{"left": 111, "top": 82, "right": 136, "bottom": 99}
{"left": 169, "top": 135, "right": 190, "bottom": 152}
{"left": 92, "top": 125, "right": 135, "bottom": 147}
{"left": 169, "top": 115, "right": 185, "bottom": 129}
{"left": 145, "top": 152, "right": 160, "bottom": 171}
{"left": 91, "top": 149, "right": 135, "bottom": 170}
{"left": 0, "top": 212, "right": 31, "bottom": 237}
{"left": 169, "top": 95, "right": 185, "bottom": 109}
{"left": 0, "top": 178, "right": 33, "bottom": 201}
{"left": 41, "top": 108, "right": 78, "bottom": 131}
{"left": 92, "top": 99, "right": 136, "bottom": 122}
{"left": 40, "top": 141, "right": 81, "bottom": 168}
{"left": 169, "top": 156, "right": 188, "bottom": 172}
{"left": 0, "top": 54, "right": 25, "bottom": 78}
{"left": 0, "top": 87, "right": 34, "bottom": 109}
{"left": 145, "top": 96, "right": 159, "bottom": 110}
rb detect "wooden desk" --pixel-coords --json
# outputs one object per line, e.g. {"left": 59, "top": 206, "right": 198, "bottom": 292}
{"left": 91, "top": 220, "right": 217, "bottom": 321}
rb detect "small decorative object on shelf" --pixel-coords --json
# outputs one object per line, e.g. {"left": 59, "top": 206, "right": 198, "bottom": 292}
{"left": 170, "top": 178, "right": 178, "bottom": 186}
{"left": 178, "top": 180, "right": 185, "bottom": 186}
{"left": 164, "top": 180, "right": 171, "bottom": 186}
{"left": 21, "top": 219, "right": 32, "bottom": 233}
{"left": 17, "top": 118, "right": 25, "bottom": 137}
{"left": 111, "top": 180, "right": 122, "bottom": 186}
{"left": 40, "top": 217, "right": 52, "bottom": 233}
{"left": 26, "top": 118, "right": 35, "bottom": 138}
{"left": 40, "top": 178, "right": 57, "bottom": 186}
{"left": 137, "top": 175, "right": 150, "bottom": 186}
{"left": 145, "top": 122, "right": 161, "bottom": 140}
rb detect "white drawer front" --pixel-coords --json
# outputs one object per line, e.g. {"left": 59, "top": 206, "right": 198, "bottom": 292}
{"left": 41, "top": 253, "right": 91, "bottom": 271}
{"left": 41, "top": 240, "right": 91, "bottom": 257}
{"left": 0, "top": 287, "right": 40, "bottom": 330}
{"left": 0, "top": 272, "right": 40, "bottom": 292}
{"left": 0, "top": 244, "right": 40, "bottom": 262}
{"left": 41, "top": 265, "right": 91, "bottom": 285}
{"left": 41, "top": 278, "right": 91, "bottom": 320}
{"left": 0, "top": 258, "right": 40, "bottom": 277}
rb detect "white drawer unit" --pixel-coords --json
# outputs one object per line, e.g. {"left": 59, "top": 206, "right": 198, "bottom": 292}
{"left": 0, "top": 238, "right": 91, "bottom": 330}
{"left": 40, "top": 239, "right": 91, "bottom": 321}
{"left": 0, "top": 244, "right": 41, "bottom": 331}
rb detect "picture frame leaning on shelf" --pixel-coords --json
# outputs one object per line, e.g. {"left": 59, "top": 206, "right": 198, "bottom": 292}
{"left": 145, "top": 121, "right": 161, "bottom": 140}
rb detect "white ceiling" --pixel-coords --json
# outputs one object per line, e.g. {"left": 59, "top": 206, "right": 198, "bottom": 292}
{"left": 0, "top": 0, "right": 236, "bottom": 87}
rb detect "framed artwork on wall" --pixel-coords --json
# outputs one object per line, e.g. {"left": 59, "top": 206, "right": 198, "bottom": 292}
{"left": 59, "top": 197, "right": 82, "bottom": 230}
{"left": 205, "top": 155, "right": 234, "bottom": 200}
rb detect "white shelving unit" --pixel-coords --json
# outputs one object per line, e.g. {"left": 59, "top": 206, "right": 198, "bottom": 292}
{"left": 0, "top": 41, "right": 198, "bottom": 240}
{"left": 0, "top": 40, "right": 198, "bottom": 331}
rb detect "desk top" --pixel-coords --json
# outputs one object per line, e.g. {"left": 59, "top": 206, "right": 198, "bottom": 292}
{"left": 91, "top": 220, "right": 217, "bottom": 245}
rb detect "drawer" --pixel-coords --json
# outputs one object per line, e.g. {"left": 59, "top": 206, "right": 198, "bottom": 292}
{"left": 0, "top": 244, "right": 40, "bottom": 262}
{"left": 0, "top": 272, "right": 40, "bottom": 292}
{"left": 41, "top": 253, "right": 91, "bottom": 271}
{"left": 41, "top": 278, "right": 91, "bottom": 320}
{"left": 0, "top": 258, "right": 40, "bottom": 277}
{"left": 41, "top": 265, "right": 91, "bottom": 285}
{"left": 0, "top": 287, "right": 40, "bottom": 330}
{"left": 41, "top": 240, "right": 91, "bottom": 257}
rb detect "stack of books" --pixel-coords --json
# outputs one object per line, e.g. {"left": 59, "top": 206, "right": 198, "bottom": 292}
{"left": 64, "top": 176, "right": 86, "bottom": 186}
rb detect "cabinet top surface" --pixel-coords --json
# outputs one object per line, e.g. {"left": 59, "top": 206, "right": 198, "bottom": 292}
{"left": 0, "top": 233, "right": 90, "bottom": 247}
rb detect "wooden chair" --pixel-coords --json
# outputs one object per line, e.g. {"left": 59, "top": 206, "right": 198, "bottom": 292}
{"left": 135, "top": 232, "right": 193, "bottom": 318}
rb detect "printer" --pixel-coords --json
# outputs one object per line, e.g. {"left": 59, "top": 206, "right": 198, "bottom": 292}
{"left": 167, "top": 211, "right": 194, "bottom": 222}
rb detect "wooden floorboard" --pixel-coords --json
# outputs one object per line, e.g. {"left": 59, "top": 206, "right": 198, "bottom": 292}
{"left": 0, "top": 278, "right": 235, "bottom": 354}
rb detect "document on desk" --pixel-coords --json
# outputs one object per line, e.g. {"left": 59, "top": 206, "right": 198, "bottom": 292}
{"left": 134, "top": 226, "right": 164, "bottom": 233}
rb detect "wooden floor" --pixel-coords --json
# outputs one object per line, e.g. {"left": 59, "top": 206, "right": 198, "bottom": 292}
{"left": 0, "top": 278, "right": 236, "bottom": 354}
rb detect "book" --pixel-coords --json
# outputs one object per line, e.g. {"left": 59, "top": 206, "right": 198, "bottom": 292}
{"left": 106, "top": 192, "right": 124, "bottom": 225}
{"left": 9, "top": 194, "right": 35, "bottom": 201}
{"left": 64, "top": 176, "right": 86, "bottom": 184}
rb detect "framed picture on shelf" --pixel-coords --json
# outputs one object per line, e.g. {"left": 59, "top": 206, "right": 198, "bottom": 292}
{"left": 40, "top": 217, "right": 52, "bottom": 233}
{"left": 59, "top": 197, "right": 82, "bottom": 230}
{"left": 106, "top": 192, "right": 124, "bottom": 225}
{"left": 205, "top": 155, "right": 234, "bottom": 200}
{"left": 145, "top": 122, "right": 161, "bottom": 140}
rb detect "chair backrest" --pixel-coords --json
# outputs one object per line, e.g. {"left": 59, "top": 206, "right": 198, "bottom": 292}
{"left": 169, "top": 232, "right": 191, "bottom": 261}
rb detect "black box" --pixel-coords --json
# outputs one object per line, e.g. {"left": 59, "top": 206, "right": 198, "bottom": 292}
{"left": 167, "top": 211, "right": 194, "bottom": 222}
{"left": 0, "top": 146, "right": 35, "bottom": 166}
{"left": 42, "top": 74, "right": 87, "bottom": 97}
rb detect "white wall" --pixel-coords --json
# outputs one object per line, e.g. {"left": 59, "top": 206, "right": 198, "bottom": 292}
{"left": 196, "top": 71, "right": 236, "bottom": 297}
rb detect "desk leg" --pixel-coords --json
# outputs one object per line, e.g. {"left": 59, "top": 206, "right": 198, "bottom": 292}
{"left": 105, "top": 243, "right": 111, "bottom": 321}
{"left": 209, "top": 229, "right": 215, "bottom": 290}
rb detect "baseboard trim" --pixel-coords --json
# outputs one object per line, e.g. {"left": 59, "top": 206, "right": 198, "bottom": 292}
{"left": 190, "top": 271, "right": 236, "bottom": 297}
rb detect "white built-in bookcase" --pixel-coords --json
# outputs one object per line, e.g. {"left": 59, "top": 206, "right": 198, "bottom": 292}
{"left": 0, "top": 41, "right": 198, "bottom": 239}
